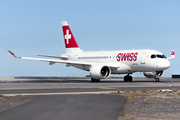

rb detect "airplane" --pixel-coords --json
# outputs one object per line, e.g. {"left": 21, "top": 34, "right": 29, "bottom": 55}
{"left": 7, "top": 21, "right": 175, "bottom": 82}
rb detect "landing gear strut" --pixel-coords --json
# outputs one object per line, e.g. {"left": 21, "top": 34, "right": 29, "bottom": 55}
{"left": 91, "top": 78, "right": 100, "bottom": 82}
{"left": 124, "top": 74, "right": 133, "bottom": 82}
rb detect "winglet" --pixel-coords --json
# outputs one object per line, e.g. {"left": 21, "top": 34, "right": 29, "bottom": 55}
{"left": 168, "top": 50, "right": 175, "bottom": 60}
{"left": 7, "top": 49, "right": 21, "bottom": 58}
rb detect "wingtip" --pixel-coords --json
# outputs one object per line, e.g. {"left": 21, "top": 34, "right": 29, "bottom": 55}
{"left": 7, "top": 49, "right": 19, "bottom": 58}
{"left": 171, "top": 50, "right": 175, "bottom": 55}
{"left": 168, "top": 50, "right": 175, "bottom": 60}
{"left": 7, "top": 49, "right": 15, "bottom": 56}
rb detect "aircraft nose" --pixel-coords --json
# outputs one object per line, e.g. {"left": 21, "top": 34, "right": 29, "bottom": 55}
{"left": 158, "top": 60, "right": 170, "bottom": 70}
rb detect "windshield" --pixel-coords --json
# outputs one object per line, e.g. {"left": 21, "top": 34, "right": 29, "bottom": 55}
{"left": 151, "top": 55, "right": 156, "bottom": 58}
{"left": 151, "top": 54, "right": 166, "bottom": 59}
{"left": 162, "top": 55, "right": 167, "bottom": 58}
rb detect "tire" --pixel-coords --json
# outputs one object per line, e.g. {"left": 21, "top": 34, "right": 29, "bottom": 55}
{"left": 129, "top": 76, "right": 133, "bottom": 82}
{"left": 91, "top": 78, "right": 96, "bottom": 82}
{"left": 124, "top": 75, "right": 133, "bottom": 82}
{"left": 157, "top": 78, "right": 160, "bottom": 82}
{"left": 95, "top": 79, "right": 100, "bottom": 82}
{"left": 154, "top": 77, "right": 160, "bottom": 82}
{"left": 124, "top": 76, "right": 128, "bottom": 82}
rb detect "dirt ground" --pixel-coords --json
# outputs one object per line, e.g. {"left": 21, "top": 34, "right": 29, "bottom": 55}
{"left": 0, "top": 95, "right": 35, "bottom": 112}
{"left": 115, "top": 89, "right": 180, "bottom": 120}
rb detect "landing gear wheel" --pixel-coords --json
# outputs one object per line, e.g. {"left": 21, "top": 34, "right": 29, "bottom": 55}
{"left": 95, "top": 79, "right": 100, "bottom": 82}
{"left": 124, "top": 75, "right": 133, "bottom": 82}
{"left": 124, "top": 76, "right": 128, "bottom": 82}
{"left": 91, "top": 78, "right": 96, "bottom": 82}
{"left": 91, "top": 78, "right": 100, "bottom": 82}
{"left": 129, "top": 76, "right": 132, "bottom": 82}
{"left": 154, "top": 77, "right": 160, "bottom": 82}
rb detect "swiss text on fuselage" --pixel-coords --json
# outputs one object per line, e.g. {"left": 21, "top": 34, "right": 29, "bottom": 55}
{"left": 116, "top": 52, "right": 138, "bottom": 61}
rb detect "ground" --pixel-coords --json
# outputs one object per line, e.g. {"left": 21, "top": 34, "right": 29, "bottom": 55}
{"left": 116, "top": 89, "right": 180, "bottom": 120}
{"left": 0, "top": 95, "right": 35, "bottom": 112}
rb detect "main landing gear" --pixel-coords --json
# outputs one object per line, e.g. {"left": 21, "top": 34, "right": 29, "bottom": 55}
{"left": 91, "top": 78, "right": 100, "bottom": 82}
{"left": 124, "top": 74, "right": 133, "bottom": 82}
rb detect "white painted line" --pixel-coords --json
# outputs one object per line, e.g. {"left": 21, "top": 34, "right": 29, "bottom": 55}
{"left": 2, "top": 91, "right": 117, "bottom": 96}
{"left": 0, "top": 85, "right": 176, "bottom": 90}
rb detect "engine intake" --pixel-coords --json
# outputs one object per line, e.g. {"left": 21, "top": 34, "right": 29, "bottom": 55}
{"left": 90, "top": 65, "right": 111, "bottom": 79}
{"left": 143, "top": 71, "right": 164, "bottom": 78}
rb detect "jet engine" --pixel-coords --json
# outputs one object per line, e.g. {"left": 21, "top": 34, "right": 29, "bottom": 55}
{"left": 143, "top": 71, "right": 164, "bottom": 78}
{"left": 90, "top": 65, "right": 111, "bottom": 79}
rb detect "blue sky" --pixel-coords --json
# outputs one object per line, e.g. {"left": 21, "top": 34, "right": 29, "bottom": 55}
{"left": 0, "top": 0, "right": 179, "bottom": 77}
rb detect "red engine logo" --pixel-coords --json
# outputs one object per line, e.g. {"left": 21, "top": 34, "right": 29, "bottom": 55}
{"left": 116, "top": 52, "right": 138, "bottom": 62}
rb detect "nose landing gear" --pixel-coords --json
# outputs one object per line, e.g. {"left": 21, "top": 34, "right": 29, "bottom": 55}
{"left": 154, "top": 72, "right": 162, "bottom": 82}
{"left": 154, "top": 76, "right": 160, "bottom": 82}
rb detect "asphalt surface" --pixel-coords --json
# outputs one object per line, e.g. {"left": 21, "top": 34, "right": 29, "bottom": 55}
{"left": 0, "top": 94, "right": 126, "bottom": 120}
{"left": 1, "top": 77, "right": 180, "bottom": 95}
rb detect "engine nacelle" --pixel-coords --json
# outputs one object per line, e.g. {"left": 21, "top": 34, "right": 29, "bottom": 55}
{"left": 143, "top": 71, "right": 164, "bottom": 78}
{"left": 90, "top": 65, "right": 111, "bottom": 79}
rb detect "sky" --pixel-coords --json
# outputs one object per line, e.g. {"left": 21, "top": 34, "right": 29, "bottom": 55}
{"left": 0, "top": 0, "right": 180, "bottom": 77}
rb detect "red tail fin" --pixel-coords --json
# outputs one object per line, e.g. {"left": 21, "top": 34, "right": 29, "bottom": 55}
{"left": 61, "top": 21, "right": 83, "bottom": 53}
{"left": 62, "top": 21, "right": 79, "bottom": 48}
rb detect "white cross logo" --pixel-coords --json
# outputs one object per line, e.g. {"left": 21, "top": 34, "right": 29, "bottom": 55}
{"left": 65, "top": 30, "right": 71, "bottom": 44}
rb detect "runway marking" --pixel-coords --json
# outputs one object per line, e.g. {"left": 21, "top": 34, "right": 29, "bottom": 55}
{"left": 99, "top": 87, "right": 115, "bottom": 89}
{"left": 1, "top": 84, "right": 180, "bottom": 90}
{"left": 2, "top": 91, "right": 116, "bottom": 96}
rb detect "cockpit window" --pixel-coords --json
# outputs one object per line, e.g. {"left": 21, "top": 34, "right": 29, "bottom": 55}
{"left": 162, "top": 55, "right": 167, "bottom": 58}
{"left": 157, "top": 55, "right": 163, "bottom": 58}
{"left": 151, "top": 54, "right": 166, "bottom": 59}
{"left": 151, "top": 55, "right": 156, "bottom": 58}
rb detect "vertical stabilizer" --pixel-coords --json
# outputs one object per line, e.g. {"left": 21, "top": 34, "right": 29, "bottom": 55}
{"left": 62, "top": 21, "right": 83, "bottom": 53}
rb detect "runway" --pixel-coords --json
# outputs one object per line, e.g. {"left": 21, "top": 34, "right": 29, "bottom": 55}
{"left": 0, "top": 77, "right": 180, "bottom": 120}
{"left": 0, "top": 95, "right": 126, "bottom": 120}
{"left": 0, "top": 77, "right": 180, "bottom": 95}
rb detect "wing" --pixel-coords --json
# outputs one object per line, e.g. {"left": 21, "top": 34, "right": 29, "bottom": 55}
{"left": 35, "top": 54, "right": 69, "bottom": 60}
{"left": 7, "top": 49, "right": 91, "bottom": 66}
{"left": 7, "top": 49, "right": 122, "bottom": 70}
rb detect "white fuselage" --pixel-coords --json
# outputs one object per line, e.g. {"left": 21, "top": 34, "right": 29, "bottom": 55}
{"left": 65, "top": 49, "right": 170, "bottom": 74}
